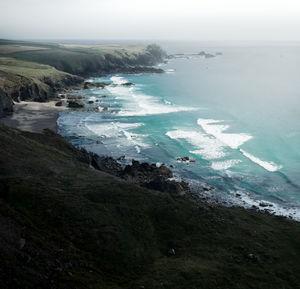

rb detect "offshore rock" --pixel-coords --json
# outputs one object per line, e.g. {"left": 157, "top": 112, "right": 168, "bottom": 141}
{"left": 83, "top": 82, "right": 110, "bottom": 89}
{"left": 67, "top": 100, "right": 84, "bottom": 108}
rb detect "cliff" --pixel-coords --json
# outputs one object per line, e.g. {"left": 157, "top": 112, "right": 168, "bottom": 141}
{"left": 0, "top": 40, "right": 166, "bottom": 107}
{"left": 0, "top": 57, "right": 83, "bottom": 102}
{"left": 0, "top": 88, "right": 13, "bottom": 116}
{"left": 0, "top": 124, "right": 300, "bottom": 289}
{"left": 0, "top": 40, "right": 166, "bottom": 77}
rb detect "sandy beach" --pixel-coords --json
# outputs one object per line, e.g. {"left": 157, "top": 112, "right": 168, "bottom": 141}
{"left": 0, "top": 101, "right": 65, "bottom": 133}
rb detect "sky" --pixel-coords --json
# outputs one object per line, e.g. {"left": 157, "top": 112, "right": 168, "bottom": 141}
{"left": 0, "top": 0, "right": 300, "bottom": 41}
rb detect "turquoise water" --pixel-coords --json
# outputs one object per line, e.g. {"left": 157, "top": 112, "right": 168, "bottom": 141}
{"left": 58, "top": 43, "right": 300, "bottom": 220}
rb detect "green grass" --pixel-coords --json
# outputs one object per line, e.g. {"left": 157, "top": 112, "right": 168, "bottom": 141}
{"left": 0, "top": 56, "right": 82, "bottom": 101}
{"left": 0, "top": 39, "right": 166, "bottom": 76}
{"left": 0, "top": 124, "right": 300, "bottom": 289}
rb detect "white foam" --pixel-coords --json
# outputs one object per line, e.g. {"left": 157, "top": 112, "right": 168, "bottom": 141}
{"left": 228, "top": 190, "right": 300, "bottom": 221}
{"left": 85, "top": 121, "right": 147, "bottom": 149}
{"left": 211, "top": 159, "right": 242, "bottom": 170}
{"left": 118, "top": 91, "right": 197, "bottom": 116}
{"left": 135, "top": 146, "right": 141, "bottom": 153}
{"left": 197, "top": 118, "right": 252, "bottom": 149}
{"left": 166, "top": 130, "right": 227, "bottom": 160}
{"left": 107, "top": 76, "right": 198, "bottom": 116}
{"left": 165, "top": 68, "right": 175, "bottom": 73}
{"left": 240, "top": 149, "right": 282, "bottom": 172}
{"left": 88, "top": 96, "right": 97, "bottom": 102}
{"left": 114, "top": 122, "right": 144, "bottom": 129}
{"left": 110, "top": 76, "right": 128, "bottom": 85}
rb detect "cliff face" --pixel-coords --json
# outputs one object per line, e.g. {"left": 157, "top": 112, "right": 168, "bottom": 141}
{"left": 0, "top": 57, "right": 83, "bottom": 103}
{"left": 0, "top": 88, "right": 13, "bottom": 116}
{"left": 0, "top": 41, "right": 166, "bottom": 111}
{"left": 6, "top": 73, "right": 83, "bottom": 102}
{"left": 6, "top": 42, "right": 167, "bottom": 77}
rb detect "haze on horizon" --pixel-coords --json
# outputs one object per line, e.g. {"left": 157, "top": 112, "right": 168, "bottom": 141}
{"left": 1, "top": 0, "right": 300, "bottom": 42}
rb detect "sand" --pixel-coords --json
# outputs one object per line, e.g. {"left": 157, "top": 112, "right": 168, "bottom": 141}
{"left": 0, "top": 101, "right": 65, "bottom": 133}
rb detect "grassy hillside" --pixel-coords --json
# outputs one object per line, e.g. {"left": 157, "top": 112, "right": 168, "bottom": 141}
{"left": 0, "top": 123, "right": 300, "bottom": 289}
{"left": 0, "top": 39, "right": 166, "bottom": 76}
{"left": 0, "top": 57, "right": 83, "bottom": 102}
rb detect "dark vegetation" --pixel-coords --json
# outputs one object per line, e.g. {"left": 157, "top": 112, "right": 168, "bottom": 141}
{"left": 0, "top": 124, "right": 300, "bottom": 289}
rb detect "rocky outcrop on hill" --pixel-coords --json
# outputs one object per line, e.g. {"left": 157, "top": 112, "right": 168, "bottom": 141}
{"left": 85, "top": 153, "right": 189, "bottom": 196}
{"left": 4, "top": 74, "right": 83, "bottom": 103}
{"left": 0, "top": 88, "right": 13, "bottom": 117}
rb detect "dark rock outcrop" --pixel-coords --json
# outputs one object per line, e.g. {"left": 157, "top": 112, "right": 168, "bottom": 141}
{"left": 83, "top": 82, "right": 110, "bottom": 89}
{"left": 78, "top": 150, "right": 189, "bottom": 196}
{"left": 67, "top": 100, "right": 84, "bottom": 108}
{"left": 90, "top": 155, "right": 188, "bottom": 195}
{"left": 121, "top": 82, "right": 135, "bottom": 86}
{"left": 67, "top": 95, "right": 83, "bottom": 100}
{"left": 0, "top": 88, "right": 13, "bottom": 117}
{"left": 55, "top": 101, "right": 63, "bottom": 106}
{"left": 177, "top": 156, "right": 196, "bottom": 163}
{"left": 91, "top": 155, "right": 123, "bottom": 176}
{"left": 3, "top": 74, "right": 83, "bottom": 103}
{"left": 121, "top": 160, "right": 188, "bottom": 196}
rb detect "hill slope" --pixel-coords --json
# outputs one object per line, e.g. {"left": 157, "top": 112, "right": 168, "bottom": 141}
{"left": 0, "top": 123, "right": 300, "bottom": 289}
{"left": 0, "top": 57, "right": 83, "bottom": 102}
{"left": 0, "top": 40, "right": 166, "bottom": 76}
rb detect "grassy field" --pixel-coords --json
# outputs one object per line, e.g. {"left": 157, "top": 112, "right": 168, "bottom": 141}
{"left": 0, "top": 39, "right": 166, "bottom": 76}
{"left": 0, "top": 124, "right": 300, "bottom": 289}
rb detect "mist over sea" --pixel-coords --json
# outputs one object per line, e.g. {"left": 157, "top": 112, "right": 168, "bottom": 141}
{"left": 58, "top": 41, "right": 300, "bottom": 220}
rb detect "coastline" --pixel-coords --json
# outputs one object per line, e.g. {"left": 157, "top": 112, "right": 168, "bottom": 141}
{"left": 2, "top": 77, "right": 299, "bottom": 221}
{"left": 0, "top": 101, "right": 65, "bottom": 133}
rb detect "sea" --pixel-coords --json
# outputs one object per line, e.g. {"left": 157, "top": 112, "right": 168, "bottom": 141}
{"left": 57, "top": 41, "right": 300, "bottom": 220}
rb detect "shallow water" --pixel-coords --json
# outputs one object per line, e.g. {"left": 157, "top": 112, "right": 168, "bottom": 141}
{"left": 58, "top": 42, "right": 300, "bottom": 220}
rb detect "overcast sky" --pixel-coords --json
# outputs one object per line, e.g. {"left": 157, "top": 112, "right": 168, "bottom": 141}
{"left": 1, "top": 0, "right": 300, "bottom": 41}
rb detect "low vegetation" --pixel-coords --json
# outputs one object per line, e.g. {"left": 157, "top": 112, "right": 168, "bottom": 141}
{"left": 0, "top": 124, "right": 299, "bottom": 289}
{"left": 0, "top": 39, "right": 166, "bottom": 76}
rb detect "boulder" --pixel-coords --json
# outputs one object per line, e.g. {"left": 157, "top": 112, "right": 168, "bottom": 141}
{"left": 91, "top": 155, "right": 123, "bottom": 176}
{"left": 67, "top": 95, "right": 83, "bottom": 100}
{"left": 121, "top": 82, "right": 135, "bottom": 86}
{"left": 68, "top": 100, "right": 84, "bottom": 108}
{"left": 122, "top": 160, "right": 173, "bottom": 183}
{"left": 55, "top": 101, "right": 63, "bottom": 106}
{"left": 176, "top": 156, "right": 196, "bottom": 163}
{"left": 259, "top": 202, "right": 273, "bottom": 207}
{"left": 83, "top": 82, "right": 110, "bottom": 89}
